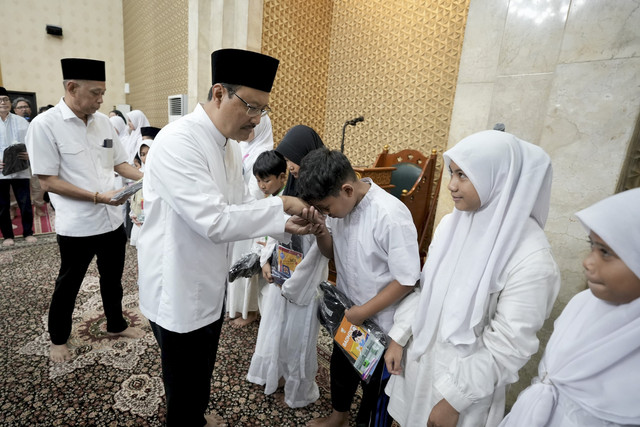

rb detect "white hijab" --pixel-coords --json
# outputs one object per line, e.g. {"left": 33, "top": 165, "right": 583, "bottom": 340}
{"left": 109, "top": 115, "right": 127, "bottom": 137}
{"left": 136, "top": 138, "right": 153, "bottom": 173}
{"left": 237, "top": 115, "right": 274, "bottom": 182}
{"left": 502, "top": 188, "right": 640, "bottom": 426}
{"left": 126, "top": 110, "right": 150, "bottom": 162}
{"left": 410, "top": 130, "right": 553, "bottom": 355}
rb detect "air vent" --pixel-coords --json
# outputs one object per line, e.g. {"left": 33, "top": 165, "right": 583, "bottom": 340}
{"left": 168, "top": 94, "right": 187, "bottom": 122}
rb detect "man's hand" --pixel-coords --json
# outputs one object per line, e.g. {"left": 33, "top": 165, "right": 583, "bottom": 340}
{"left": 18, "top": 151, "right": 29, "bottom": 161}
{"left": 262, "top": 262, "right": 273, "bottom": 283}
{"left": 384, "top": 339, "right": 404, "bottom": 375}
{"left": 284, "top": 215, "right": 312, "bottom": 235}
{"left": 100, "top": 187, "right": 132, "bottom": 206}
{"left": 344, "top": 305, "right": 368, "bottom": 326}
{"left": 427, "top": 399, "right": 459, "bottom": 427}
{"left": 280, "top": 196, "right": 309, "bottom": 216}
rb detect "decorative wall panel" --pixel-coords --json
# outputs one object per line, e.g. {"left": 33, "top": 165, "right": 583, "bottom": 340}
{"left": 261, "top": 0, "right": 333, "bottom": 145}
{"left": 123, "top": 0, "right": 189, "bottom": 127}
{"left": 262, "top": 0, "right": 469, "bottom": 167}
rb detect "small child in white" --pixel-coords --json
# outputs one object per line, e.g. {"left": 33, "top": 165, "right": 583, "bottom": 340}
{"left": 500, "top": 188, "right": 640, "bottom": 427}
{"left": 129, "top": 126, "right": 159, "bottom": 247}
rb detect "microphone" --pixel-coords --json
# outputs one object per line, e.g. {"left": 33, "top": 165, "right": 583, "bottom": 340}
{"left": 346, "top": 116, "right": 364, "bottom": 126}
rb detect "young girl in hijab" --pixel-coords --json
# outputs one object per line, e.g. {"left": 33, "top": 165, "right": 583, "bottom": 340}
{"left": 227, "top": 115, "right": 275, "bottom": 327}
{"left": 246, "top": 125, "right": 328, "bottom": 408}
{"left": 384, "top": 130, "right": 561, "bottom": 427}
{"left": 129, "top": 130, "right": 155, "bottom": 247}
{"left": 499, "top": 188, "right": 640, "bottom": 427}
{"left": 126, "top": 110, "right": 150, "bottom": 164}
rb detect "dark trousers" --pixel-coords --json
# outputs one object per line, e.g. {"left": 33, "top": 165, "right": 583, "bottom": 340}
{"left": 330, "top": 343, "right": 388, "bottom": 427}
{"left": 150, "top": 316, "right": 224, "bottom": 427}
{"left": 0, "top": 179, "right": 33, "bottom": 238}
{"left": 48, "top": 225, "right": 129, "bottom": 345}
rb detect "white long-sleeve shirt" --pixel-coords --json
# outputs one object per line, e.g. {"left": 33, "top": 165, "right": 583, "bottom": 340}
{"left": 137, "top": 104, "right": 288, "bottom": 333}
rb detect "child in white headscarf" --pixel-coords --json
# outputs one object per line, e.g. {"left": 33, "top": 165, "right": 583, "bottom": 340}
{"left": 126, "top": 110, "right": 150, "bottom": 164}
{"left": 499, "top": 188, "right": 640, "bottom": 427}
{"left": 129, "top": 126, "right": 158, "bottom": 247}
{"left": 384, "top": 130, "right": 561, "bottom": 427}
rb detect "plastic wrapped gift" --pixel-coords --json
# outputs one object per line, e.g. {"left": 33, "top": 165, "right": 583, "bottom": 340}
{"left": 318, "top": 281, "right": 388, "bottom": 383}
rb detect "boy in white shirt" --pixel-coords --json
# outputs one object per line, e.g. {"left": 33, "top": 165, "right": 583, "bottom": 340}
{"left": 296, "top": 147, "right": 421, "bottom": 427}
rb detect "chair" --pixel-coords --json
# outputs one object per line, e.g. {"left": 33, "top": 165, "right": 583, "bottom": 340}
{"left": 373, "top": 145, "right": 442, "bottom": 262}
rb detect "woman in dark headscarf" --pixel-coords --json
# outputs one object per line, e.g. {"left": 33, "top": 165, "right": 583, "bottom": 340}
{"left": 275, "top": 125, "right": 324, "bottom": 197}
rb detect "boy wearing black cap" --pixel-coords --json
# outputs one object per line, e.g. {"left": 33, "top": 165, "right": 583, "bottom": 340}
{"left": 137, "top": 49, "right": 312, "bottom": 427}
{"left": 25, "top": 58, "right": 145, "bottom": 364}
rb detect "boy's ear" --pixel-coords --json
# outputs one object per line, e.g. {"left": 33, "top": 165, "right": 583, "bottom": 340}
{"left": 278, "top": 172, "right": 287, "bottom": 181}
{"left": 342, "top": 183, "right": 354, "bottom": 197}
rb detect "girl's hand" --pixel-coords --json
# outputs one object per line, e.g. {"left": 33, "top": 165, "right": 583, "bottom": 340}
{"left": 262, "top": 262, "right": 273, "bottom": 283}
{"left": 384, "top": 339, "right": 404, "bottom": 375}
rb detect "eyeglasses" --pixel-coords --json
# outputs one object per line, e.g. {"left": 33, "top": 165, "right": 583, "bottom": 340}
{"left": 16, "top": 105, "right": 30, "bottom": 110}
{"left": 234, "top": 93, "right": 271, "bottom": 117}
{"left": 0, "top": 97, "right": 10, "bottom": 104}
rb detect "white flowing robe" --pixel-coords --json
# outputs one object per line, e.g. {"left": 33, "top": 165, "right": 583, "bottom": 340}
{"left": 385, "top": 217, "right": 560, "bottom": 427}
{"left": 500, "top": 291, "right": 640, "bottom": 427}
{"left": 247, "top": 234, "right": 329, "bottom": 408}
{"left": 137, "top": 104, "right": 288, "bottom": 333}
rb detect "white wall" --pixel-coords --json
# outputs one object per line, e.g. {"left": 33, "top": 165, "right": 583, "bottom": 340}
{"left": 1, "top": 1, "right": 126, "bottom": 114}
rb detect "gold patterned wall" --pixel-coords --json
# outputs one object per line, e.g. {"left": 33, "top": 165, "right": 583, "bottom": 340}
{"left": 261, "top": 0, "right": 333, "bottom": 145}
{"left": 123, "top": 0, "right": 189, "bottom": 127}
{"left": 262, "top": 0, "right": 469, "bottom": 167}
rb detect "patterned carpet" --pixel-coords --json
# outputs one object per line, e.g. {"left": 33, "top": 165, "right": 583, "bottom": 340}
{"left": 0, "top": 235, "right": 363, "bottom": 426}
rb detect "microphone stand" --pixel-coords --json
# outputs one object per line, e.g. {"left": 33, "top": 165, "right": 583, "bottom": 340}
{"left": 340, "top": 121, "right": 349, "bottom": 153}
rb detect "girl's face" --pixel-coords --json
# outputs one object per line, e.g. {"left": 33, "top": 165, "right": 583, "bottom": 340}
{"left": 285, "top": 158, "right": 300, "bottom": 178}
{"left": 584, "top": 231, "right": 640, "bottom": 305}
{"left": 447, "top": 161, "right": 481, "bottom": 211}
{"left": 140, "top": 145, "right": 150, "bottom": 164}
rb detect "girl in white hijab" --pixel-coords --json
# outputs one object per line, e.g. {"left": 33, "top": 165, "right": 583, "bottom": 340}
{"left": 500, "top": 188, "right": 640, "bottom": 427}
{"left": 126, "top": 110, "right": 150, "bottom": 164}
{"left": 109, "top": 115, "right": 128, "bottom": 138}
{"left": 384, "top": 130, "right": 561, "bottom": 427}
{"left": 129, "top": 137, "right": 153, "bottom": 246}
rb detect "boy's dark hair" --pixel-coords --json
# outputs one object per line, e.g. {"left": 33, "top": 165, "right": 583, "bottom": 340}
{"left": 297, "top": 147, "right": 357, "bottom": 203}
{"left": 253, "top": 150, "right": 287, "bottom": 179}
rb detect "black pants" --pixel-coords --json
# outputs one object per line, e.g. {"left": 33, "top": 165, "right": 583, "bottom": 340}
{"left": 150, "top": 316, "right": 224, "bottom": 427}
{"left": 48, "top": 226, "right": 129, "bottom": 345}
{"left": 0, "top": 178, "right": 33, "bottom": 239}
{"left": 330, "top": 343, "right": 388, "bottom": 427}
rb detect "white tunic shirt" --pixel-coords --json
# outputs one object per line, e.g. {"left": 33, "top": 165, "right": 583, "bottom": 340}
{"left": 137, "top": 104, "right": 288, "bottom": 334}
{"left": 326, "top": 179, "right": 421, "bottom": 334}
{"left": 25, "top": 98, "right": 128, "bottom": 236}
{"left": 0, "top": 112, "right": 31, "bottom": 180}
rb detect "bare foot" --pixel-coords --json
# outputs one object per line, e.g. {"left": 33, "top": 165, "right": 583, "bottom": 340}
{"left": 230, "top": 311, "right": 258, "bottom": 328}
{"left": 107, "top": 326, "right": 145, "bottom": 339}
{"left": 2, "top": 238, "right": 15, "bottom": 247}
{"left": 205, "top": 413, "right": 228, "bottom": 426}
{"left": 25, "top": 236, "right": 37, "bottom": 243}
{"left": 50, "top": 343, "right": 72, "bottom": 363}
{"left": 307, "top": 410, "right": 349, "bottom": 427}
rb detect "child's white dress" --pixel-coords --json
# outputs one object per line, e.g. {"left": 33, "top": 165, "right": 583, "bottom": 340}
{"left": 247, "top": 234, "right": 328, "bottom": 408}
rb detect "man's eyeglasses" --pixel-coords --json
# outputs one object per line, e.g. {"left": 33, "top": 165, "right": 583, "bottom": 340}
{"left": 16, "top": 105, "right": 30, "bottom": 110}
{"left": 0, "top": 97, "right": 10, "bottom": 104}
{"left": 234, "top": 93, "right": 271, "bottom": 117}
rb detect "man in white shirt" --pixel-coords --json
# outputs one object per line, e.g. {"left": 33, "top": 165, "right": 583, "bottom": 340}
{"left": 0, "top": 87, "right": 33, "bottom": 247}
{"left": 137, "top": 48, "right": 310, "bottom": 427}
{"left": 25, "top": 58, "right": 144, "bottom": 364}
